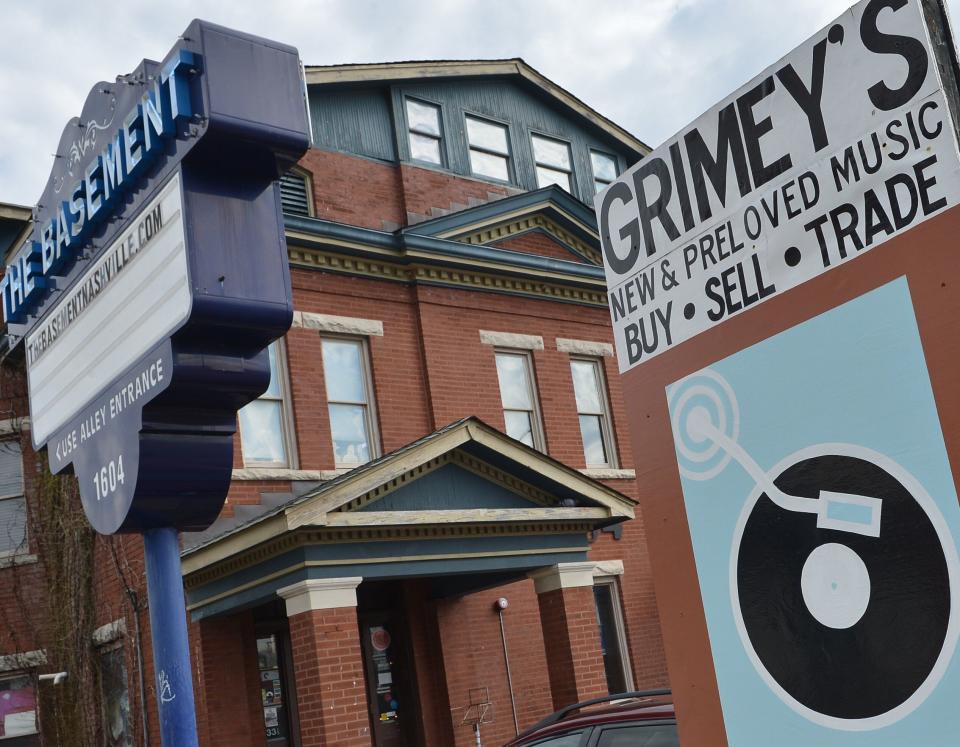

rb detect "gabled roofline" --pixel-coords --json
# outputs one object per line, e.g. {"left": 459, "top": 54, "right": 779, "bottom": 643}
{"left": 303, "top": 58, "right": 651, "bottom": 157}
{"left": 0, "top": 202, "right": 33, "bottom": 263}
{"left": 404, "top": 184, "right": 597, "bottom": 239}
{"left": 182, "top": 417, "right": 635, "bottom": 574}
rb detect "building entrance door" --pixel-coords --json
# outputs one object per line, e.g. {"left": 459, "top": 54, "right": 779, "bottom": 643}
{"left": 359, "top": 610, "right": 421, "bottom": 747}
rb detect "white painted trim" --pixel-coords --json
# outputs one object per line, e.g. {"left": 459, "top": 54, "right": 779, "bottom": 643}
{"left": 0, "top": 650, "right": 46, "bottom": 672}
{"left": 479, "top": 330, "right": 544, "bottom": 350}
{"left": 277, "top": 577, "right": 363, "bottom": 616}
{"left": 592, "top": 559, "right": 624, "bottom": 577}
{"left": 0, "top": 553, "right": 37, "bottom": 568}
{"left": 579, "top": 468, "right": 636, "bottom": 480}
{"left": 322, "top": 507, "right": 609, "bottom": 526}
{"left": 556, "top": 338, "right": 614, "bottom": 357}
{"left": 232, "top": 468, "right": 345, "bottom": 481}
{"left": 92, "top": 619, "right": 127, "bottom": 646}
{"left": 529, "top": 561, "right": 597, "bottom": 594}
{"left": 292, "top": 311, "right": 383, "bottom": 336}
{"left": 0, "top": 417, "right": 29, "bottom": 435}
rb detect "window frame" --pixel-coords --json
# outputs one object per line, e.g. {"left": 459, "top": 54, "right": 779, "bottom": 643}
{"left": 464, "top": 112, "right": 514, "bottom": 184}
{"left": 98, "top": 640, "right": 134, "bottom": 747}
{"left": 321, "top": 335, "right": 381, "bottom": 469}
{"left": 593, "top": 576, "right": 635, "bottom": 695}
{"left": 494, "top": 349, "right": 546, "bottom": 452}
{"left": 531, "top": 131, "right": 574, "bottom": 193}
{"left": 0, "top": 670, "right": 39, "bottom": 740}
{"left": 280, "top": 166, "right": 315, "bottom": 218}
{"left": 0, "top": 439, "right": 26, "bottom": 560}
{"left": 238, "top": 339, "right": 298, "bottom": 470}
{"left": 569, "top": 356, "right": 618, "bottom": 468}
{"left": 589, "top": 149, "right": 620, "bottom": 194}
{"left": 404, "top": 96, "right": 446, "bottom": 167}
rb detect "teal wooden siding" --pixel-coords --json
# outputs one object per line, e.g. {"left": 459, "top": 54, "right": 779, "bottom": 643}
{"left": 392, "top": 79, "right": 635, "bottom": 203}
{"left": 308, "top": 86, "right": 397, "bottom": 161}
{"left": 358, "top": 463, "right": 537, "bottom": 511}
{"left": 306, "top": 78, "right": 638, "bottom": 204}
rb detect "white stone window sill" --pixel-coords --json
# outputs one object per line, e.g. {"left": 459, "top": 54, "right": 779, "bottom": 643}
{"left": 232, "top": 468, "right": 350, "bottom": 481}
{"left": 579, "top": 468, "right": 636, "bottom": 480}
{"left": 0, "top": 553, "right": 38, "bottom": 569}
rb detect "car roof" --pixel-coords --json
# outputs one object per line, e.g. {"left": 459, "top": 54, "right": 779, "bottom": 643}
{"left": 507, "top": 696, "right": 675, "bottom": 745}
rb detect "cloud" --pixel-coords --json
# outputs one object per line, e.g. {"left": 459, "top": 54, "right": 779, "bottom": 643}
{"left": 1, "top": 0, "right": 956, "bottom": 205}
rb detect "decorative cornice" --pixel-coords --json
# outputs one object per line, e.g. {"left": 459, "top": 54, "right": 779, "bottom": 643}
{"left": 287, "top": 244, "right": 608, "bottom": 307}
{"left": 184, "top": 521, "right": 596, "bottom": 591}
{"left": 463, "top": 218, "right": 601, "bottom": 264}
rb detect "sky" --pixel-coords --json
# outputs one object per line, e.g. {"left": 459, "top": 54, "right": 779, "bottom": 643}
{"left": 2, "top": 0, "right": 958, "bottom": 206}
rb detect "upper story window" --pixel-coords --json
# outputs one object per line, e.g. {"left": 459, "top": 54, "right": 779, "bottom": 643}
{"left": 570, "top": 358, "right": 617, "bottom": 467}
{"left": 532, "top": 134, "right": 573, "bottom": 192}
{"left": 0, "top": 673, "right": 37, "bottom": 739}
{"left": 406, "top": 98, "right": 443, "bottom": 166}
{"left": 322, "top": 338, "right": 379, "bottom": 467}
{"left": 591, "top": 150, "right": 619, "bottom": 193}
{"left": 0, "top": 441, "right": 26, "bottom": 557}
{"left": 466, "top": 115, "right": 511, "bottom": 182}
{"left": 495, "top": 351, "right": 545, "bottom": 451}
{"left": 239, "top": 342, "right": 296, "bottom": 468}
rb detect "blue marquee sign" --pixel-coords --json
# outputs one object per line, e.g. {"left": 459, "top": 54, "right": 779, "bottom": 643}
{"left": 9, "top": 20, "right": 310, "bottom": 534}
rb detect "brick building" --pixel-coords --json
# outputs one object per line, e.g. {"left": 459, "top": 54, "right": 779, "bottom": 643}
{"left": 0, "top": 59, "right": 667, "bottom": 746}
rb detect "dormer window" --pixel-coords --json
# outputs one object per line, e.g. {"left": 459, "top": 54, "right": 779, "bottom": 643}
{"left": 406, "top": 98, "right": 443, "bottom": 165}
{"left": 532, "top": 134, "right": 573, "bottom": 192}
{"left": 466, "top": 115, "right": 511, "bottom": 182}
{"left": 591, "top": 150, "right": 619, "bottom": 193}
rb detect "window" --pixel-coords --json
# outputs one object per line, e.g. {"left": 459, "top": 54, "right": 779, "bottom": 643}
{"left": 0, "top": 673, "right": 37, "bottom": 740}
{"left": 495, "top": 351, "right": 545, "bottom": 450}
{"left": 591, "top": 150, "right": 619, "bottom": 193}
{"left": 596, "top": 724, "right": 678, "bottom": 746}
{"left": 257, "top": 633, "right": 293, "bottom": 744}
{"left": 239, "top": 342, "right": 296, "bottom": 468}
{"left": 532, "top": 134, "right": 573, "bottom": 192}
{"left": 99, "top": 645, "right": 133, "bottom": 747}
{"left": 594, "top": 578, "right": 634, "bottom": 695}
{"left": 529, "top": 733, "right": 583, "bottom": 746}
{"left": 322, "top": 338, "right": 378, "bottom": 467}
{"left": 570, "top": 358, "right": 617, "bottom": 467}
{"left": 0, "top": 442, "right": 26, "bottom": 558}
{"left": 466, "top": 116, "right": 511, "bottom": 182}
{"left": 406, "top": 98, "right": 443, "bottom": 166}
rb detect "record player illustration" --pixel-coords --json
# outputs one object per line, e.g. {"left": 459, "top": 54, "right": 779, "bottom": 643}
{"left": 666, "top": 278, "right": 960, "bottom": 743}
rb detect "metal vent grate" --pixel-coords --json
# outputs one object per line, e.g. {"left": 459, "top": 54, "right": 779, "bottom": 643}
{"left": 280, "top": 171, "right": 311, "bottom": 216}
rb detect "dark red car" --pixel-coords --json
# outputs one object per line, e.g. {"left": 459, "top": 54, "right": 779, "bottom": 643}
{"left": 503, "top": 690, "right": 677, "bottom": 746}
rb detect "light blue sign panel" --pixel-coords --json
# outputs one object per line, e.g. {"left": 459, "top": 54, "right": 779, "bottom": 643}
{"left": 667, "top": 277, "right": 960, "bottom": 745}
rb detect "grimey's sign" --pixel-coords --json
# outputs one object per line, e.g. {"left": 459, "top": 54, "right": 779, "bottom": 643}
{"left": 3, "top": 21, "right": 310, "bottom": 533}
{"left": 598, "top": 0, "right": 960, "bottom": 373}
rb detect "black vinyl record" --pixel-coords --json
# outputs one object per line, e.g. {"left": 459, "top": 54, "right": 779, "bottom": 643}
{"left": 736, "top": 454, "right": 950, "bottom": 720}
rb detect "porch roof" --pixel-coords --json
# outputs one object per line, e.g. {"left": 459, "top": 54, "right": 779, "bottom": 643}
{"left": 181, "top": 418, "right": 634, "bottom": 619}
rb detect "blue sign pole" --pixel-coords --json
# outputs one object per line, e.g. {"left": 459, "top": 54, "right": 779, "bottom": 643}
{"left": 143, "top": 527, "right": 199, "bottom": 747}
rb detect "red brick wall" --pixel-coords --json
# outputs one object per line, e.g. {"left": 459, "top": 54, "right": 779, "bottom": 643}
{"left": 436, "top": 578, "right": 554, "bottom": 747}
{"left": 399, "top": 163, "right": 517, "bottom": 223}
{"left": 287, "top": 607, "right": 371, "bottom": 747}
{"left": 537, "top": 585, "right": 608, "bottom": 710}
{"left": 493, "top": 231, "right": 586, "bottom": 262}
{"left": 299, "top": 149, "right": 404, "bottom": 231}
{"left": 197, "top": 612, "right": 264, "bottom": 747}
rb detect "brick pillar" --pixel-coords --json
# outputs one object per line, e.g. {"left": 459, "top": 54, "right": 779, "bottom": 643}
{"left": 278, "top": 578, "right": 371, "bottom": 747}
{"left": 531, "top": 562, "right": 607, "bottom": 710}
{"left": 197, "top": 612, "right": 265, "bottom": 747}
